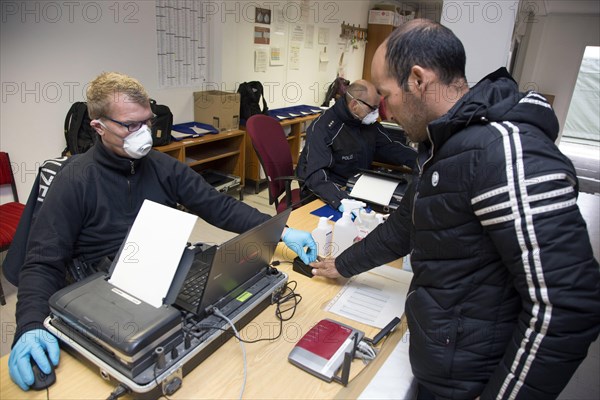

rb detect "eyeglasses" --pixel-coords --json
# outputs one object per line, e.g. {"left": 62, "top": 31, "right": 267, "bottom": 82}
{"left": 347, "top": 92, "right": 378, "bottom": 112}
{"left": 102, "top": 114, "right": 156, "bottom": 133}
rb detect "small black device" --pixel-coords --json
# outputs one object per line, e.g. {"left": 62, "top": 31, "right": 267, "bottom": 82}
{"left": 292, "top": 256, "right": 313, "bottom": 278}
{"left": 30, "top": 359, "right": 56, "bottom": 391}
{"left": 199, "top": 169, "right": 241, "bottom": 194}
{"left": 370, "top": 316, "right": 402, "bottom": 346}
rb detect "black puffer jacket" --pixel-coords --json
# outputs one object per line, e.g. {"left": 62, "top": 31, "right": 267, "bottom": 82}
{"left": 15, "top": 142, "right": 270, "bottom": 341}
{"left": 296, "top": 96, "right": 416, "bottom": 209}
{"left": 336, "top": 68, "right": 600, "bottom": 399}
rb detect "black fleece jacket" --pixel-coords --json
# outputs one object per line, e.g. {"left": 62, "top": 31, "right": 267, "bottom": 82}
{"left": 15, "top": 142, "right": 270, "bottom": 341}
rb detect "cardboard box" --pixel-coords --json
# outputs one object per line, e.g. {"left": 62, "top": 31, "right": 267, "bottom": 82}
{"left": 193, "top": 90, "right": 240, "bottom": 132}
{"left": 369, "top": 5, "right": 415, "bottom": 26}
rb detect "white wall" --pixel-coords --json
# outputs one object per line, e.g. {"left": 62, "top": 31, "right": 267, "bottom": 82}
{"left": 516, "top": 13, "right": 600, "bottom": 140}
{"left": 0, "top": 1, "right": 370, "bottom": 201}
{"left": 209, "top": 1, "right": 371, "bottom": 107}
{"left": 441, "top": 0, "right": 518, "bottom": 84}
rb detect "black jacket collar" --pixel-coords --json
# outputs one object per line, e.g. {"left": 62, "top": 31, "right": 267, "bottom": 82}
{"left": 92, "top": 141, "right": 145, "bottom": 175}
{"left": 427, "top": 67, "right": 559, "bottom": 150}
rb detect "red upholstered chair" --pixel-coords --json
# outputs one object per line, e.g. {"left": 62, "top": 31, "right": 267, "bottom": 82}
{"left": 245, "top": 114, "right": 314, "bottom": 214}
{"left": 0, "top": 152, "right": 25, "bottom": 305}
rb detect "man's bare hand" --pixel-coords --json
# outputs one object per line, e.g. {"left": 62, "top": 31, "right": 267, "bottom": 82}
{"left": 310, "top": 257, "right": 342, "bottom": 278}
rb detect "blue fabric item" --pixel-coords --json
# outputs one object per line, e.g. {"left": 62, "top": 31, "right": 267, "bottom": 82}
{"left": 310, "top": 204, "right": 342, "bottom": 222}
{"left": 171, "top": 122, "right": 218, "bottom": 140}
{"left": 267, "top": 105, "right": 323, "bottom": 121}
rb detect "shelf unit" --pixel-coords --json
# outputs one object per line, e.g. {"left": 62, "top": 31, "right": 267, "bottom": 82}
{"left": 362, "top": 23, "right": 396, "bottom": 81}
{"left": 154, "top": 129, "right": 246, "bottom": 199}
{"left": 243, "top": 114, "right": 320, "bottom": 193}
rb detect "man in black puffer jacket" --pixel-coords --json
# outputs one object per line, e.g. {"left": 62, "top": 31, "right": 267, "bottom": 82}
{"left": 312, "top": 19, "right": 600, "bottom": 399}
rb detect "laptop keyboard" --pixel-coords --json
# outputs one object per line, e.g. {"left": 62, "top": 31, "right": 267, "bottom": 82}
{"left": 179, "top": 263, "right": 211, "bottom": 307}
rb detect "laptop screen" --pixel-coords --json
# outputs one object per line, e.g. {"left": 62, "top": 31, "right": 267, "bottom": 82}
{"left": 176, "top": 208, "right": 291, "bottom": 316}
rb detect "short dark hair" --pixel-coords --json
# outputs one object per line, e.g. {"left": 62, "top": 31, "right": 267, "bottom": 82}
{"left": 346, "top": 82, "right": 367, "bottom": 101}
{"left": 385, "top": 19, "right": 466, "bottom": 89}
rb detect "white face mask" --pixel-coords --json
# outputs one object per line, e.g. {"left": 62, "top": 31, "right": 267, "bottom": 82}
{"left": 123, "top": 125, "right": 153, "bottom": 159}
{"left": 362, "top": 109, "right": 379, "bottom": 125}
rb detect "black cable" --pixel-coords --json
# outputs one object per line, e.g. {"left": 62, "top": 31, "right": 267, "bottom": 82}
{"left": 270, "top": 260, "right": 293, "bottom": 266}
{"left": 106, "top": 384, "right": 130, "bottom": 400}
{"left": 153, "top": 362, "right": 171, "bottom": 400}
{"left": 182, "top": 281, "right": 302, "bottom": 344}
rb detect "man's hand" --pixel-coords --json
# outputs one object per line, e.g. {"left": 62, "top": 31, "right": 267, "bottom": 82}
{"left": 311, "top": 257, "right": 342, "bottom": 278}
{"left": 282, "top": 228, "right": 318, "bottom": 264}
{"left": 9, "top": 329, "right": 60, "bottom": 391}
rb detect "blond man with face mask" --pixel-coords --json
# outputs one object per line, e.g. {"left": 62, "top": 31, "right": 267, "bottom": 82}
{"left": 9, "top": 72, "right": 317, "bottom": 391}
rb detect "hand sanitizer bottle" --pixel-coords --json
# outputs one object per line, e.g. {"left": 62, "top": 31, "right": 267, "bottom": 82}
{"left": 356, "top": 209, "right": 378, "bottom": 241}
{"left": 312, "top": 217, "right": 333, "bottom": 257}
{"left": 332, "top": 211, "right": 359, "bottom": 257}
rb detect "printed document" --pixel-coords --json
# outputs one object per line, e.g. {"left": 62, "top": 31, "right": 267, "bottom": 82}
{"left": 109, "top": 200, "right": 197, "bottom": 308}
{"left": 325, "top": 265, "right": 413, "bottom": 328}
{"left": 350, "top": 174, "right": 398, "bottom": 206}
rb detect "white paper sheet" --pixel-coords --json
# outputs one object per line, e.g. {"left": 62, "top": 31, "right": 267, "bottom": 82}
{"left": 325, "top": 265, "right": 413, "bottom": 328}
{"left": 254, "top": 49, "right": 268, "bottom": 72}
{"left": 190, "top": 126, "right": 212, "bottom": 135}
{"left": 358, "top": 330, "right": 416, "bottom": 400}
{"left": 108, "top": 200, "right": 197, "bottom": 308}
{"left": 350, "top": 174, "right": 398, "bottom": 206}
{"left": 171, "top": 125, "right": 213, "bottom": 140}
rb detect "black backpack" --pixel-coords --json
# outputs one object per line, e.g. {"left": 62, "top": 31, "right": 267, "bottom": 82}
{"left": 237, "top": 81, "right": 269, "bottom": 121}
{"left": 321, "top": 76, "right": 350, "bottom": 107}
{"left": 63, "top": 102, "right": 98, "bottom": 156}
{"left": 149, "top": 99, "right": 173, "bottom": 147}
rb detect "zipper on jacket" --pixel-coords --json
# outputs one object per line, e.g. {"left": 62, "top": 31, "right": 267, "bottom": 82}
{"left": 443, "top": 306, "right": 463, "bottom": 375}
{"left": 128, "top": 161, "right": 135, "bottom": 209}
{"left": 412, "top": 127, "right": 436, "bottom": 224}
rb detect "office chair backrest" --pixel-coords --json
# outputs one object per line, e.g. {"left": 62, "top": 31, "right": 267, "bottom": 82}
{"left": 246, "top": 114, "right": 294, "bottom": 205}
{"left": 0, "top": 151, "right": 25, "bottom": 303}
{"left": 2, "top": 156, "right": 69, "bottom": 286}
{"left": 0, "top": 152, "right": 19, "bottom": 202}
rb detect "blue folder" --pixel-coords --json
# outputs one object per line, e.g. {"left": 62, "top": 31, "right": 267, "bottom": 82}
{"left": 171, "top": 122, "right": 219, "bottom": 140}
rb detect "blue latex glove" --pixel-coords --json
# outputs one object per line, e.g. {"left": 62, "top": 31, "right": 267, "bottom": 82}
{"left": 337, "top": 204, "right": 345, "bottom": 213}
{"left": 282, "top": 228, "right": 318, "bottom": 264}
{"left": 9, "top": 329, "right": 60, "bottom": 391}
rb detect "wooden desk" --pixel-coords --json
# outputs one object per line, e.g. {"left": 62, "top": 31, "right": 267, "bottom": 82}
{"left": 243, "top": 114, "right": 319, "bottom": 193}
{"left": 0, "top": 200, "right": 407, "bottom": 400}
{"left": 155, "top": 130, "right": 246, "bottom": 198}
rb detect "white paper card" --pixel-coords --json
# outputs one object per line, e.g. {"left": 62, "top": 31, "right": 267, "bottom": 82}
{"left": 358, "top": 330, "right": 416, "bottom": 399}
{"left": 325, "top": 265, "right": 413, "bottom": 328}
{"left": 350, "top": 174, "right": 398, "bottom": 206}
{"left": 190, "top": 125, "right": 212, "bottom": 135}
{"left": 109, "top": 200, "right": 197, "bottom": 308}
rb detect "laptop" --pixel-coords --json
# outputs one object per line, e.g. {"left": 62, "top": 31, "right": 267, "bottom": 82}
{"left": 174, "top": 208, "right": 291, "bottom": 318}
